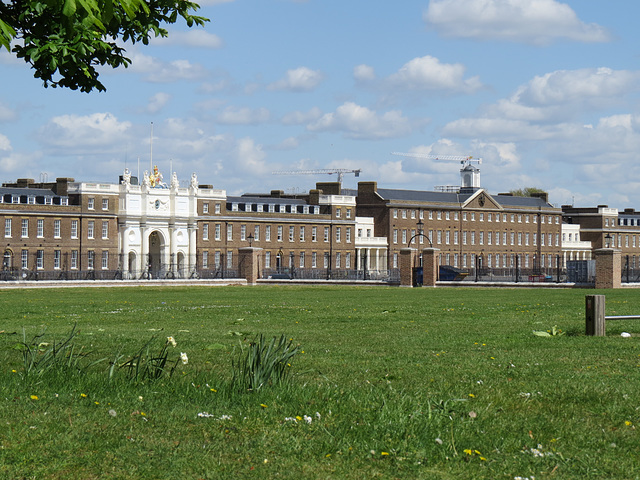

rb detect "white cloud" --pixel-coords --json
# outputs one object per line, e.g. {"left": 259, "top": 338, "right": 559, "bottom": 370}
{"left": 386, "top": 55, "right": 482, "bottom": 93}
{"left": 354, "top": 64, "right": 376, "bottom": 82}
{"left": 424, "top": 0, "right": 610, "bottom": 45}
{"left": 515, "top": 68, "right": 640, "bottom": 107}
{"left": 0, "top": 102, "right": 17, "bottom": 122}
{"left": 127, "top": 52, "right": 208, "bottom": 83}
{"left": 307, "top": 102, "right": 412, "bottom": 139}
{"left": 145, "top": 93, "right": 171, "bottom": 114}
{"left": 38, "top": 113, "right": 132, "bottom": 151}
{"left": 0, "top": 133, "right": 11, "bottom": 151}
{"left": 152, "top": 30, "right": 223, "bottom": 49}
{"left": 281, "top": 107, "right": 323, "bottom": 125}
{"left": 233, "top": 137, "right": 269, "bottom": 175}
{"left": 268, "top": 67, "right": 324, "bottom": 92}
{"left": 216, "top": 106, "right": 270, "bottom": 125}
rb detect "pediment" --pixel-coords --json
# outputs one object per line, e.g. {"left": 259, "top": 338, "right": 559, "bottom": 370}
{"left": 462, "top": 190, "right": 503, "bottom": 210}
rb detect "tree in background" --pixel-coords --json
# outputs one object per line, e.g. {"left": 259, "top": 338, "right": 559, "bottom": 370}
{"left": 0, "top": 0, "right": 208, "bottom": 92}
{"left": 509, "top": 187, "right": 547, "bottom": 197}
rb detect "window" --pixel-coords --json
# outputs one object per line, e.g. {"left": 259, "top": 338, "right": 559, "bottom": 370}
{"left": 479, "top": 231, "right": 484, "bottom": 245}
{"left": 227, "top": 224, "right": 233, "bottom": 241}
{"left": 323, "top": 253, "right": 329, "bottom": 269}
{"left": 346, "top": 209, "right": 352, "bottom": 219}
{"left": 214, "top": 251, "right": 221, "bottom": 268}
{"left": 312, "top": 252, "right": 317, "bottom": 268}
{"left": 346, "top": 251, "right": 352, "bottom": 269}
{"left": 202, "top": 251, "right": 209, "bottom": 269}
{"left": 299, "top": 251, "right": 305, "bottom": 268}
{"left": 445, "top": 230, "right": 450, "bottom": 245}
{"left": 265, "top": 225, "right": 271, "bottom": 242}
{"left": 215, "top": 203, "right": 221, "bottom": 214}
{"left": 403, "top": 230, "right": 408, "bottom": 244}
{"left": 54, "top": 220, "right": 61, "bottom": 238}
{"left": 346, "top": 227, "right": 352, "bottom": 243}
{"left": 241, "top": 225, "right": 246, "bottom": 241}
{"left": 412, "top": 210, "right": 417, "bottom": 219}
{"left": 45, "top": 197, "right": 53, "bottom": 205}
{"left": 87, "top": 251, "right": 94, "bottom": 270}
{"left": 61, "top": 197, "right": 68, "bottom": 206}
{"left": 393, "top": 209, "right": 398, "bottom": 219}
{"left": 312, "top": 226, "right": 317, "bottom": 242}
{"left": 518, "top": 232, "right": 522, "bottom": 245}
{"left": 54, "top": 250, "right": 61, "bottom": 269}
{"left": 71, "top": 220, "right": 78, "bottom": 239}
{"left": 324, "top": 227, "right": 329, "bottom": 242}
{"left": 102, "top": 221, "right": 109, "bottom": 239}
{"left": 470, "top": 232, "right": 475, "bottom": 245}
{"left": 28, "top": 196, "right": 35, "bottom": 205}
{"left": 203, "top": 202, "right": 209, "bottom": 214}
{"left": 336, "top": 227, "right": 341, "bottom": 243}
{"left": 525, "top": 233, "right": 530, "bottom": 246}
{"left": 37, "top": 219, "right": 44, "bottom": 238}
{"left": 393, "top": 253, "right": 398, "bottom": 269}
{"left": 336, "top": 208, "right": 341, "bottom": 218}
{"left": 277, "top": 225, "right": 283, "bottom": 241}
{"left": 214, "top": 224, "right": 221, "bottom": 241}
{"left": 254, "top": 225, "right": 260, "bottom": 242}
{"left": 299, "top": 226, "right": 305, "bottom": 242}
{"left": 436, "top": 230, "right": 441, "bottom": 244}
{"left": 393, "top": 229, "right": 398, "bottom": 244}
{"left": 102, "top": 198, "right": 109, "bottom": 210}
{"left": 226, "top": 251, "right": 233, "bottom": 269}
{"left": 21, "top": 219, "right": 28, "bottom": 238}
{"left": 71, "top": 250, "right": 78, "bottom": 269}
{"left": 21, "top": 249, "right": 28, "bottom": 269}
{"left": 4, "top": 218, "right": 10, "bottom": 238}
{"left": 102, "top": 251, "right": 108, "bottom": 269}
{"left": 289, "top": 226, "right": 294, "bottom": 242}
{"left": 336, "top": 252, "right": 341, "bottom": 269}
{"left": 87, "top": 221, "right": 95, "bottom": 239}
{"left": 203, "top": 223, "right": 209, "bottom": 241}
{"left": 487, "top": 232, "right": 492, "bottom": 245}
{"left": 402, "top": 210, "right": 407, "bottom": 219}
{"left": 88, "top": 198, "right": 95, "bottom": 210}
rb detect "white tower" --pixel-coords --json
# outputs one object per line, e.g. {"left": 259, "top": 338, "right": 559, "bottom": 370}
{"left": 461, "top": 164, "right": 480, "bottom": 190}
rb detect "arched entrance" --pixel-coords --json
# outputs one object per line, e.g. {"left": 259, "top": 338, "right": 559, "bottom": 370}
{"left": 177, "top": 252, "right": 185, "bottom": 278}
{"left": 3, "top": 249, "right": 13, "bottom": 271}
{"left": 148, "top": 231, "right": 165, "bottom": 278}
{"left": 128, "top": 252, "right": 137, "bottom": 277}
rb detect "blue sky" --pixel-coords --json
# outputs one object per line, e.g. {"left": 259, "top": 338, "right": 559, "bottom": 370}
{"left": 2, "top": 0, "right": 640, "bottom": 209}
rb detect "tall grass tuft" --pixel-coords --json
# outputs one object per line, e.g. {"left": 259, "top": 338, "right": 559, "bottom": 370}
{"left": 16, "top": 323, "right": 104, "bottom": 378}
{"left": 117, "top": 335, "right": 179, "bottom": 383}
{"left": 231, "top": 334, "right": 300, "bottom": 392}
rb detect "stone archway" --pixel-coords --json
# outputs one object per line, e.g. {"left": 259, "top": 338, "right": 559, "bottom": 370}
{"left": 128, "top": 251, "right": 137, "bottom": 277}
{"left": 148, "top": 231, "right": 165, "bottom": 278}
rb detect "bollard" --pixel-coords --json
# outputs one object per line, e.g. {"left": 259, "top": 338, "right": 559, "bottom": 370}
{"left": 585, "top": 294, "right": 606, "bottom": 336}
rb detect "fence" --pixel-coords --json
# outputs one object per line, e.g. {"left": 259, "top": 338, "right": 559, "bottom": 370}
{"left": 585, "top": 294, "right": 640, "bottom": 336}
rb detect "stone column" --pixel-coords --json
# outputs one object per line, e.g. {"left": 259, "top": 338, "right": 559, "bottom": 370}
{"left": 120, "top": 224, "right": 129, "bottom": 276}
{"left": 140, "top": 224, "right": 149, "bottom": 273}
{"left": 239, "top": 247, "right": 262, "bottom": 285}
{"left": 188, "top": 223, "right": 197, "bottom": 270}
{"left": 594, "top": 248, "right": 621, "bottom": 289}
{"left": 399, "top": 248, "right": 415, "bottom": 287}
{"left": 422, "top": 247, "right": 440, "bottom": 287}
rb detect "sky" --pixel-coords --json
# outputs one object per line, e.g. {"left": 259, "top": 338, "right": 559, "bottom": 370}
{"left": 2, "top": 0, "right": 640, "bottom": 209}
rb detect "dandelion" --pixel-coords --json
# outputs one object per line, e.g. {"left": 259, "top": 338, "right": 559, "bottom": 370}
{"left": 469, "top": 393, "right": 476, "bottom": 398}
{"left": 625, "top": 420, "right": 633, "bottom": 426}
{"left": 260, "top": 404, "right": 268, "bottom": 408}
{"left": 30, "top": 395, "right": 38, "bottom": 400}
{"left": 463, "top": 449, "right": 473, "bottom": 455}
{"left": 180, "top": 352, "right": 188, "bottom": 365}
{"left": 381, "top": 451, "right": 389, "bottom": 456}
{"left": 80, "top": 393, "right": 87, "bottom": 398}
{"left": 167, "top": 336, "right": 177, "bottom": 347}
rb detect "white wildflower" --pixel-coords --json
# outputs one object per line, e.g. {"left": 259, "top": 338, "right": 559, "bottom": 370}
{"left": 303, "top": 415, "right": 312, "bottom": 424}
{"left": 167, "top": 336, "right": 177, "bottom": 347}
{"left": 315, "top": 412, "right": 321, "bottom": 420}
{"left": 284, "top": 417, "right": 298, "bottom": 423}
{"left": 197, "top": 412, "right": 215, "bottom": 418}
{"left": 621, "top": 332, "right": 631, "bottom": 337}
{"left": 219, "top": 415, "right": 232, "bottom": 420}
{"left": 180, "top": 352, "right": 188, "bottom": 365}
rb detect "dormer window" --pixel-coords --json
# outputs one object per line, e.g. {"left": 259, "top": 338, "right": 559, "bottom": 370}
{"left": 45, "top": 197, "right": 53, "bottom": 205}
{"left": 28, "top": 196, "right": 36, "bottom": 204}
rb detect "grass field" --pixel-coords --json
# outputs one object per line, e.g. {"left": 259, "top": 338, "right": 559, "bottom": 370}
{"left": 1, "top": 285, "right": 640, "bottom": 479}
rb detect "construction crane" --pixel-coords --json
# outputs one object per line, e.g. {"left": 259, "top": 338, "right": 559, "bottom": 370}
{"left": 391, "top": 152, "right": 482, "bottom": 166}
{"left": 272, "top": 168, "right": 361, "bottom": 183}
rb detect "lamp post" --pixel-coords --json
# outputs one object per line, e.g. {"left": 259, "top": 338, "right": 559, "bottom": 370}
{"left": 604, "top": 232, "right": 612, "bottom": 248}
{"left": 247, "top": 233, "right": 254, "bottom": 247}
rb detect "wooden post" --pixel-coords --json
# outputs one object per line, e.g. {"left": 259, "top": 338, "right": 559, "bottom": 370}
{"left": 585, "top": 294, "right": 606, "bottom": 336}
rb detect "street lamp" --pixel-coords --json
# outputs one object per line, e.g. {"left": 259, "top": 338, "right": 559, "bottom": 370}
{"left": 247, "top": 233, "right": 254, "bottom": 247}
{"left": 604, "top": 233, "right": 612, "bottom": 248}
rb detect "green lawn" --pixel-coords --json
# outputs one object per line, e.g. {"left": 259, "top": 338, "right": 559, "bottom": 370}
{"left": 1, "top": 285, "right": 640, "bottom": 479}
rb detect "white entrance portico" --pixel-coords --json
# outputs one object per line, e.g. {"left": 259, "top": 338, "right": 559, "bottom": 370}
{"left": 118, "top": 168, "right": 225, "bottom": 279}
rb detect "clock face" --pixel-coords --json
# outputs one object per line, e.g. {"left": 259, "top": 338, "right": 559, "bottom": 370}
{"left": 155, "top": 199, "right": 160, "bottom": 209}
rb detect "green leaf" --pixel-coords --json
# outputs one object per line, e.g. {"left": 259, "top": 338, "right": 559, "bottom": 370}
{"left": 62, "top": 0, "right": 77, "bottom": 17}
